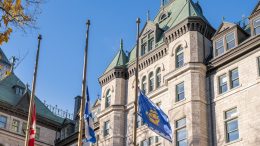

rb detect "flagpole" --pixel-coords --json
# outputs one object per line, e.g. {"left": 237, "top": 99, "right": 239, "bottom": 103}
{"left": 78, "top": 19, "right": 91, "bottom": 146}
{"left": 24, "top": 34, "right": 42, "bottom": 146}
{"left": 133, "top": 18, "right": 141, "bottom": 146}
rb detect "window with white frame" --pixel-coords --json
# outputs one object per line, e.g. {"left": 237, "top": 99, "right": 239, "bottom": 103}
{"left": 225, "top": 108, "right": 239, "bottom": 143}
{"left": 142, "top": 76, "right": 147, "bottom": 94}
{"left": 254, "top": 17, "right": 260, "bottom": 35}
{"left": 149, "top": 72, "right": 154, "bottom": 92}
{"left": 176, "top": 118, "right": 187, "bottom": 146}
{"left": 103, "top": 120, "right": 110, "bottom": 137}
{"left": 230, "top": 68, "right": 239, "bottom": 89}
{"left": 215, "top": 39, "right": 224, "bottom": 56}
{"left": 0, "top": 115, "right": 7, "bottom": 129}
{"left": 105, "top": 89, "right": 111, "bottom": 108}
{"left": 176, "top": 47, "right": 184, "bottom": 68}
{"left": 219, "top": 74, "right": 228, "bottom": 94}
{"left": 156, "top": 68, "right": 162, "bottom": 88}
{"left": 176, "top": 82, "right": 185, "bottom": 102}
{"left": 12, "top": 119, "right": 20, "bottom": 133}
{"left": 226, "top": 33, "right": 235, "bottom": 50}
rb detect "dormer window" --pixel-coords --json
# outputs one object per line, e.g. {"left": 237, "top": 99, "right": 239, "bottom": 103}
{"left": 226, "top": 33, "right": 235, "bottom": 50}
{"left": 140, "top": 33, "right": 155, "bottom": 56}
{"left": 215, "top": 32, "right": 237, "bottom": 57}
{"left": 254, "top": 17, "right": 260, "bottom": 35}
{"left": 13, "top": 86, "right": 24, "bottom": 96}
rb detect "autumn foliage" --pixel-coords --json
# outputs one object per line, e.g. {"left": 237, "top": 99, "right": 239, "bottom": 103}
{"left": 0, "top": 0, "right": 41, "bottom": 45}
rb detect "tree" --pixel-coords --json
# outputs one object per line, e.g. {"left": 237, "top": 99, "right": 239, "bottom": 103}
{"left": 0, "top": 0, "right": 41, "bottom": 45}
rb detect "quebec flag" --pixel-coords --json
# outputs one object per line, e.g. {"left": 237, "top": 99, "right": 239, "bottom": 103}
{"left": 138, "top": 91, "right": 172, "bottom": 142}
{"left": 82, "top": 88, "right": 96, "bottom": 144}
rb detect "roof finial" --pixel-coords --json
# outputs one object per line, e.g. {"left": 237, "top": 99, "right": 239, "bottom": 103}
{"left": 222, "top": 16, "right": 225, "bottom": 22}
{"left": 120, "top": 38, "right": 123, "bottom": 50}
{"left": 147, "top": 10, "right": 150, "bottom": 21}
{"left": 161, "top": 0, "right": 165, "bottom": 8}
{"left": 10, "top": 56, "right": 18, "bottom": 73}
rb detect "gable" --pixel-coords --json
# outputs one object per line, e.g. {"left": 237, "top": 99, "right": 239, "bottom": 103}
{"left": 212, "top": 22, "right": 236, "bottom": 39}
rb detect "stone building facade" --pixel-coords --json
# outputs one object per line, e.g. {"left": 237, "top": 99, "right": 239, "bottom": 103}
{"left": 94, "top": 0, "right": 260, "bottom": 146}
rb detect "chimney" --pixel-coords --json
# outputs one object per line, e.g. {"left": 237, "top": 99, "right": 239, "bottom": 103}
{"left": 73, "top": 96, "right": 82, "bottom": 120}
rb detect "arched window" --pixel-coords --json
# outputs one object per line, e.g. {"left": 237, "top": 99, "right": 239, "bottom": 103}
{"left": 105, "top": 89, "right": 111, "bottom": 108}
{"left": 176, "top": 46, "right": 184, "bottom": 68}
{"left": 142, "top": 76, "right": 147, "bottom": 94}
{"left": 149, "top": 72, "right": 154, "bottom": 92}
{"left": 156, "top": 68, "right": 162, "bottom": 88}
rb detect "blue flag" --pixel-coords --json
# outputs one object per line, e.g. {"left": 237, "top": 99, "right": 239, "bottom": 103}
{"left": 138, "top": 91, "right": 172, "bottom": 142}
{"left": 82, "top": 88, "right": 96, "bottom": 144}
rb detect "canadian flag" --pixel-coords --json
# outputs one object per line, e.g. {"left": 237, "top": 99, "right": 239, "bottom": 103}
{"left": 28, "top": 103, "right": 36, "bottom": 146}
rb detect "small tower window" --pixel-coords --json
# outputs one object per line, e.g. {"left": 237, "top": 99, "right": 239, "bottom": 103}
{"left": 141, "top": 76, "right": 147, "bottom": 94}
{"left": 148, "top": 72, "right": 154, "bottom": 92}
{"left": 105, "top": 89, "right": 111, "bottom": 108}
{"left": 156, "top": 68, "right": 162, "bottom": 88}
{"left": 176, "top": 47, "right": 184, "bottom": 68}
{"left": 254, "top": 17, "right": 260, "bottom": 35}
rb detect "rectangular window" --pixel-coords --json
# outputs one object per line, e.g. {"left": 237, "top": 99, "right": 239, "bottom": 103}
{"left": 219, "top": 74, "right": 228, "bottom": 94}
{"left": 36, "top": 127, "right": 40, "bottom": 140}
{"left": 225, "top": 108, "right": 239, "bottom": 143}
{"left": 230, "top": 68, "right": 239, "bottom": 89}
{"left": 148, "top": 137, "right": 154, "bottom": 145}
{"left": 141, "top": 139, "right": 148, "bottom": 146}
{"left": 104, "top": 121, "right": 110, "bottom": 137}
{"left": 176, "top": 82, "right": 185, "bottom": 102}
{"left": 0, "top": 115, "right": 7, "bottom": 129}
{"left": 216, "top": 39, "right": 224, "bottom": 56}
{"left": 226, "top": 33, "right": 235, "bottom": 50}
{"left": 148, "top": 38, "right": 154, "bottom": 51}
{"left": 22, "top": 122, "right": 27, "bottom": 135}
{"left": 254, "top": 18, "right": 260, "bottom": 35}
{"left": 176, "top": 118, "right": 187, "bottom": 146}
{"left": 257, "top": 57, "right": 260, "bottom": 76}
{"left": 12, "top": 119, "right": 20, "bottom": 133}
{"left": 137, "top": 115, "right": 144, "bottom": 128}
{"left": 141, "top": 43, "right": 147, "bottom": 56}
{"left": 155, "top": 136, "right": 160, "bottom": 143}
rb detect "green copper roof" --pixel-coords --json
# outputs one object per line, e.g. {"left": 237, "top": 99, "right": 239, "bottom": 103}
{"left": 102, "top": 0, "right": 211, "bottom": 75}
{"left": 0, "top": 48, "right": 10, "bottom": 65}
{"left": 0, "top": 73, "right": 64, "bottom": 124}
{"left": 104, "top": 40, "right": 128, "bottom": 73}
{"left": 154, "top": 0, "right": 209, "bottom": 31}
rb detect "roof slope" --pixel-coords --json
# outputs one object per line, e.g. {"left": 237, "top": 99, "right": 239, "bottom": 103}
{"left": 0, "top": 73, "right": 64, "bottom": 124}
{"left": 104, "top": 40, "right": 128, "bottom": 73}
{"left": 0, "top": 48, "right": 10, "bottom": 65}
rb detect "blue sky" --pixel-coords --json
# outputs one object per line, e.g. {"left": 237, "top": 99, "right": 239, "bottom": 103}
{"left": 1, "top": 0, "right": 258, "bottom": 114}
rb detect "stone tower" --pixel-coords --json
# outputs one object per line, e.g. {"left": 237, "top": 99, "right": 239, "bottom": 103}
{"left": 98, "top": 39, "right": 128, "bottom": 146}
